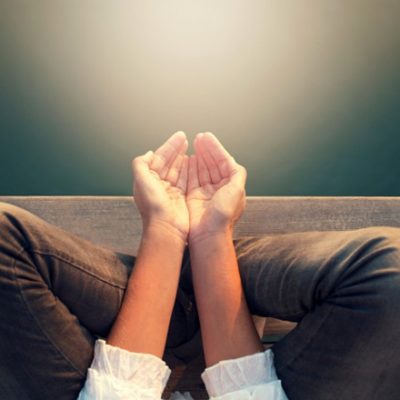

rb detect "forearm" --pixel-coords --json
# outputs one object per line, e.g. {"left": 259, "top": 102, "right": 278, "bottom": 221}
{"left": 189, "top": 229, "right": 264, "bottom": 367}
{"left": 107, "top": 221, "right": 185, "bottom": 358}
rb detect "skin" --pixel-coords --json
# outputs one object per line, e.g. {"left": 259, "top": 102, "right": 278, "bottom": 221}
{"left": 187, "top": 132, "right": 264, "bottom": 366}
{"left": 107, "top": 130, "right": 264, "bottom": 365}
{"left": 107, "top": 131, "right": 189, "bottom": 357}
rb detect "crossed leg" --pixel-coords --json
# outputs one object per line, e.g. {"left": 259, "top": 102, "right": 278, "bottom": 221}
{"left": 1, "top": 202, "right": 400, "bottom": 400}
{"left": 232, "top": 228, "right": 400, "bottom": 400}
{"left": 0, "top": 202, "right": 196, "bottom": 400}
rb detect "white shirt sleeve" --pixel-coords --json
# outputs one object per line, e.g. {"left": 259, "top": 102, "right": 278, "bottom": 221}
{"left": 77, "top": 339, "right": 172, "bottom": 400}
{"left": 77, "top": 339, "right": 288, "bottom": 400}
{"left": 201, "top": 349, "right": 289, "bottom": 400}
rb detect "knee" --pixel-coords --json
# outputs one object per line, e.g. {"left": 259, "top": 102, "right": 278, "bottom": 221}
{"left": 352, "top": 226, "right": 400, "bottom": 263}
{"left": 0, "top": 202, "right": 33, "bottom": 247}
{"left": 0, "top": 201, "right": 27, "bottom": 226}
{"left": 0, "top": 201, "right": 26, "bottom": 222}
{"left": 356, "top": 226, "right": 400, "bottom": 245}
{"left": 335, "top": 227, "right": 400, "bottom": 311}
{"left": 0, "top": 202, "right": 17, "bottom": 226}
{"left": 0, "top": 200, "right": 38, "bottom": 220}
{"left": 352, "top": 227, "right": 400, "bottom": 320}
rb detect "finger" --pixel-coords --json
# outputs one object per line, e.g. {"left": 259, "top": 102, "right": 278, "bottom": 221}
{"left": 176, "top": 154, "right": 189, "bottom": 192}
{"left": 230, "top": 164, "right": 247, "bottom": 189}
{"left": 160, "top": 137, "right": 188, "bottom": 180}
{"left": 150, "top": 131, "right": 186, "bottom": 176}
{"left": 196, "top": 133, "right": 223, "bottom": 184}
{"left": 132, "top": 150, "right": 154, "bottom": 179}
{"left": 165, "top": 153, "right": 184, "bottom": 186}
{"left": 187, "top": 154, "right": 199, "bottom": 192}
{"left": 194, "top": 137, "right": 212, "bottom": 186}
{"left": 201, "top": 132, "right": 237, "bottom": 178}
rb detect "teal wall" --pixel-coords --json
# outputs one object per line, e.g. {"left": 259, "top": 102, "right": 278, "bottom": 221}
{"left": 1, "top": 1, "right": 399, "bottom": 196}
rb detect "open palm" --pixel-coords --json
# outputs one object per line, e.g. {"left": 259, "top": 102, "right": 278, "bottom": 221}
{"left": 132, "top": 131, "right": 190, "bottom": 240}
{"left": 186, "top": 132, "right": 247, "bottom": 241}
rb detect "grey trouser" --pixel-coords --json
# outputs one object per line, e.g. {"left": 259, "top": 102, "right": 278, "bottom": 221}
{"left": 0, "top": 202, "right": 400, "bottom": 400}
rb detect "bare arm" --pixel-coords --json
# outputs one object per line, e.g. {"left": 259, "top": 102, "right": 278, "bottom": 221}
{"left": 187, "top": 132, "right": 264, "bottom": 367}
{"left": 107, "top": 131, "right": 189, "bottom": 358}
{"left": 106, "top": 221, "right": 185, "bottom": 358}
{"left": 189, "top": 230, "right": 264, "bottom": 367}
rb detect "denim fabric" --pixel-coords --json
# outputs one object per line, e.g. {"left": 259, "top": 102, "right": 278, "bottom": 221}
{"left": 0, "top": 201, "right": 399, "bottom": 400}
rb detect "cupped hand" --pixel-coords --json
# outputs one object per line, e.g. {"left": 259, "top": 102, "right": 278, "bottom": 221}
{"left": 186, "top": 132, "right": 247, "bottom": 242}
{"left": 132, "top": 131, "right": 190, "bottom": 241}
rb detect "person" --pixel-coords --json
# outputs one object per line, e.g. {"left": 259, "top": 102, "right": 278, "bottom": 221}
{"left": 0, "top": 131, "right": 399, "bottom": 400}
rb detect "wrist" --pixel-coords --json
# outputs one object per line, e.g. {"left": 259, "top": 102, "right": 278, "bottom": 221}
{"left": 188, "top": 226, "right": 233, "bottom": 247}
{"left": 143, "top": 218, "right": 188, "bottom": 246}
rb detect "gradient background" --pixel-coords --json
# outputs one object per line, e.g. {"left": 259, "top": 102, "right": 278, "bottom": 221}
{"left": 1, "top": 1, "right": 399, "bottom": 196}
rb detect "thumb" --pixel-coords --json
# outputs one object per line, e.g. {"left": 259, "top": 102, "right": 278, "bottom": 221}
{"left": 142, "top": 150, "right": 154, "bottom": 163}
{"left": 132, "top": 150, "right": 155, "bottom": 177}
{"left": 229, "top": 161, "right": 247, "bottom": 189}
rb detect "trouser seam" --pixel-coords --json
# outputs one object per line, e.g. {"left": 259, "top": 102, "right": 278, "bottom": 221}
{"left": 11, "top": 246, "right": 87, "bottom": 378}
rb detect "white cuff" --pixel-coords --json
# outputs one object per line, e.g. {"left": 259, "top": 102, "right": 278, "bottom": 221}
{"left": 205, "top": 381, "right": 287, "bottom": 400}
{"left": 79, "top": 339, "right": 171, "bottom": 399}
{"left": 201, "top": 349, "right": 279, "bottom": 397}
